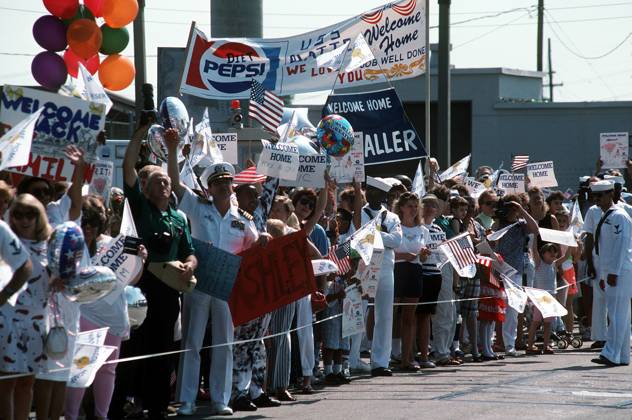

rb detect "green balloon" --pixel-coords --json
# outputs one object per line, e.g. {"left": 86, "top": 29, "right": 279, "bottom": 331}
{"left": 100, "top": 25, "right": 130, "bottom": 55}
{"left": 62, "top": 5, "right": 95, "bottom": 25}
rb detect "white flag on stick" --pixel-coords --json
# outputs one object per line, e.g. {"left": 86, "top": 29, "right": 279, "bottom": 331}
{"left": 538, "top": 227, "right": 578, "bottom": 247}
{"left": 486, "top": 221, "right": 521, "bottom": 241}
{"left": 411, "top": 160, "right": 426, "bottom": 197}
{"left": 0, "top": 107, "right": 43, "bottom": 171}
{"left": 569, "top": 199, "right": 584, "bottom": 237}
{"left": 311, "top": 259, "right": 339, "bottom": 276}
{"left": 344, "top": 34, "right": 374, "bottom": 72}
{"left": 439, "top": 154, "right": 471, "bottom": 182}
{"left": 120, "top": 199, "right": 138, "bottom": 238}
{"left": 524, "top": 287, "right": 568, "bottom": 318}
{"left": 67, "top": 343, "right": 116, "bottom": 388}
{"left": 180, "top": 159, "right": 202, "bottom": 191}
{"left": 350, "top": 217, "right": 379, "bottom": 265}
{"left": 79, "top": 63, "right": 113, "bottom": 114}
{"left": 316, "top": 41, "right": 349, "bottom": 70}
{"left": 501, "top": 274, "right": 528, "bottom": 313}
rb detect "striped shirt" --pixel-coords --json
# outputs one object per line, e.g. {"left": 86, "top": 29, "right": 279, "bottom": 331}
{"left": 422, "top": 223, "right": 446, "bottom": 275}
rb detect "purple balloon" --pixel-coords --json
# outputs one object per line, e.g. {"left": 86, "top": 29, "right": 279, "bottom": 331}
{"left": 31, "top": 51, "right": 68, "bottom": 90}
{"left": 33, "top": 15, "right": 67, "bottom": 52}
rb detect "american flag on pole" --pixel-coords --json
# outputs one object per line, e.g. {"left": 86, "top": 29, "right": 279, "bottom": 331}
{"left": 511, "top": 155, "right": 529, "bottom": 172}
{"left": 248, "top": 79, "right": 284, "bottom": 133}
{"left": 439, "top": 233, "right": 477, "bottom": 275}
{"left": 328, "top": 240, "right": 352, "bottom": 274}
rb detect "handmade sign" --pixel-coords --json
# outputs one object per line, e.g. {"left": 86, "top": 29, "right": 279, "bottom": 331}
{"left": 329, "top": 131, "right": 365, "bottom": 183}
{"left": 257, "top": 139, "right": 299, "bottom": 180}
{"left": 93, "top": 234, "right": 143, "bottom": 305}
{"left": 425, "top": 230, "right": 447, "bottom": 266}
{"left": 312, "top": 259, "right": 339, "bottom": 276}
{"left": 323, "top": 88, "right": 426, "bottom": 165}
{"left": 279, "top": 152, "right": 327, "bottom": 188}
{"left": 0, "top": 86, "right": 105, "bottom": 182}
{"left": 212, "top": 133, "right": 238, "bottom": 164}
{"left": 342, "top": 284, "right": 365, "bottom": 338}
{"left": 350, "top": 218, "right": 379, "bottom": 265}
{"left": 538, "top": 227, "right": 578, "bottom": 247}
{"left": 180, "top": 0, "right": 426, "bottom": 99}
{"left": 599, "top": 132, "right": 628, "bottom": 169}
{"left": 228, "top": 230, "right": 316, "bottom": 326}
{"left": 193, "top": 238, "right": 242, "bottom": 301}
{"left": 463, "top": 177, "right": 486, "bottom": 198}
{"left": 498, "top": 173, "right": 525, "bottom": 194}
{"left": 355, "top": 231, "right": 384, "bottom": 298}
{"left": 526, "top": 161, "right": 558, "bottom": 188}
{"left": 88, "top": 161, "right": 114, "bottom": 206}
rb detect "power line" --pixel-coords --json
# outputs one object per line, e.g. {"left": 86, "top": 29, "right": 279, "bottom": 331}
{"left": 454, "top": 11, "right": 533, "bottom": 49}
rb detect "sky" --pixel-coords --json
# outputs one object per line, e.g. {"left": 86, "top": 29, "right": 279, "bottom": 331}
{"left": 0, "top": 0, "right": 631, "bottom": 103}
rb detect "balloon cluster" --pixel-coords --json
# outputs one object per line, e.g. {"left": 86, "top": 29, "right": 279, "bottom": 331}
{"left": 147, "top": 97, "right": 190, "bottom": 163}
{"left": 47, "top": 221, "right": 116, "bottom": 304}
{"left": 316, "top": 114, "right": 354, "bottom": 158}
{"left": 32, "top": 0, "right": 138, "bottom": 91}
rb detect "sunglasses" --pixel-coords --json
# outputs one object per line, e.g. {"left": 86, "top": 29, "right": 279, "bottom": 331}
{"left": 483, "top": 201, "right": 497, "bottom": 207}
{"left": 299, "top": 198, "right": 315, "bottom": 209}
{"left": 12, "top": 210, "right": 38, "bottom": 220}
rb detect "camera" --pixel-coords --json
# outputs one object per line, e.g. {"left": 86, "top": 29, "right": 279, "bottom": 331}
{"left": 139, "top": 83, "right": 157, "bottom": 126}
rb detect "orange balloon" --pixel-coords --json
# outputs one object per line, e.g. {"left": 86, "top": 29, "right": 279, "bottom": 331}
{"left": 67, "top": 19, "right": 102, "bottom": 59}
{"left": 98, "top": 54, "right": 135, "bottom": 91}
{"left": 102, "top": 0, "right": 138, "bottom": 28}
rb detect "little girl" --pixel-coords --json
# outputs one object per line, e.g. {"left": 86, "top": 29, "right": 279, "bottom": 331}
{"left": 321, "top": 270, "right": 352, "bottom": 385}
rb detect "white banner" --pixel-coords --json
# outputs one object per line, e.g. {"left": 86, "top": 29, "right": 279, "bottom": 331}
{"left": 498, "top": 173, "right": 525, "bottom": 194}
{"left": 212, "top": 133, "right": 238, "bottom": 164}
{"left": 538, "top": 227, "right": 578, "bottom": 247}
{"left": 280, "top": 153, "right": 327, "bottom": 188}
{"left": 179, "top": 0, "right": 426, "bottom": 99}
{"left": 342, "top": 284, "right": 365, "bottom": 338}
{"left": 257, "top": 139, "right": 299, "bottom": 180}
{"left": 329, "top": 131, "right": 365, "bottom": 184}
{"left": 527, "top": 161, "right": 558, "bottom": 188}
{"left": 599, "top": 132, "right": 628, "bottom": 169}
{"left": 525, "top": 287, "right": 568, "bottom": 318}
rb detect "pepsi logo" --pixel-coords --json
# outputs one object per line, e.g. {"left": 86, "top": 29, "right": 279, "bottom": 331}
{"left": 200, "top": 41, "right": 269, "bottom": 94}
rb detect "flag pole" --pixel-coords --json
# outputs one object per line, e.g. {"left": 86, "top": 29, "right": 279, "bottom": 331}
{"left": 425, "top": 0, "right": 431, "bottom": 156}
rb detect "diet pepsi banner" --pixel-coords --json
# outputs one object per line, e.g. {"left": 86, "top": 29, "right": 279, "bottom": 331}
{"left": 179, "top": 0, "right": 426, "bottom": 99}
{"left": 323, "top": 88, "right": 426, "bottom": 165}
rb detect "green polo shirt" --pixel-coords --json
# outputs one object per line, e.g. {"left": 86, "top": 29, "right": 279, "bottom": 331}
{"left": 124, "top": 179, "right": 194, "bottom": 263}
{"left": 434, "top": 215, "right": 456, "bottom": 239}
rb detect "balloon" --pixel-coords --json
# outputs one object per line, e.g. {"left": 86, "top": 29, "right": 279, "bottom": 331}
{"left": 125, "top": 286, "right": 148, "bottom": 328}
{"left": 63, "top": 48, "right": 99, "bottom": 78}
{"left": 84, "top": 0, "right": 105, "bottom": 17}
{"left": 289, "top": 135, "right": 320, "bottom": 155}
{"left": 62, "top": 4, "right": 95, "bottom": 25}
{"left": 31, "top": 51, "right": 68, "bottom": 90}
{"left": 147, "top": 124, "right": 184, "bottom": 163}
{"left": 98, "top": 54, "right": 135, "bottom": 90}
{"left": 43, "top": 0, "right": 79, "bottom": 19}
{"left": 316, "top": 114, "right": 354, "bottom": 157}
{"left": 32, "top": 15, "right": 67, "bottom": 52}
{"left": 64, "top": 266, "right": 117, "bottom": 303}
{"left": 102, "top": 0, "right": 138, "bottom": 28}
{"left": 67, "top": 18, "right": 102, "bottom": 59}
{"left": 47, "top": 221, "right": 84, "bottom": 280}
{"left": 100, "top": 24, "right": 129, "bottom": 54}
{"left": 159, "top": 97, "right": 190, "bottom": 139}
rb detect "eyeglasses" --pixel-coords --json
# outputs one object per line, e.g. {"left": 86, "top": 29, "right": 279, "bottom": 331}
{"left": 299, "top": 198, "right": 315, "bottom": 209}
{"left": 12, "top": 210, "right": 38, "bottom": 220}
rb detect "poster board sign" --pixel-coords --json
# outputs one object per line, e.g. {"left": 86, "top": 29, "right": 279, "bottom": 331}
{"left": 498, "top": 173, "right": 525, "bottom": 194}
{"left": 93, "top": 234, "right": 143, "bottom": 305}
{"left": 192, "top": 238, "right": 242, "bottom": 301}
{"left": 179, "top": 0, "right": 426, "bottom": 99}
{"left": 329, "top": 131, "right": 365, "bottom": 183}
{"left": 279, "top": 152, "right": 327, "bottom": 188}
{"left": 228, "top": 230, "right": 316, "bottom": 326}
{"left": 89, "top": 160, "right": 113, "bottom": 205}
{"left": 257, "top": 139, "right": 299, "bottom": 180}
{"left": 212, "top": 133, "right": 238, "bottom": 164}
{"left": 323, "top": 88, "right": 426, "bottom": 165}
{"left": 342, "top": 285, "right": 365, "bottom": 338}
{"left": 599, "top": 132, "right": 628, "bottom": 169}
{"left": 526, "top": 161, "right": 558, "bottom": 188}
{"left": 463, "top": 177, "right": 486, "bottom": 198}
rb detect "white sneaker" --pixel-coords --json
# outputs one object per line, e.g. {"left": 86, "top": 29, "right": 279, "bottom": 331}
{"left": 177, "top": 402, "right": 196, "bottom": 416}
{"left": 350, "top": 360, "right": 372, "bottom": 373}
{"left": 505, "top": 349, "right": 520, "bottom": 357}
{"left": 211, "top": 404, "right": 233, "bottom": 416}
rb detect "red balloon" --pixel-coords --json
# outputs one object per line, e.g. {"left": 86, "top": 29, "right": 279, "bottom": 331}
{"left": 63, "top": 48, "right": 99, "bottom": 78}
{"left": 43, "top": 0, "right": 79, "bottom": 19}
{"left": 67, "top": 18, "right": 102, "bottom": 59}
{"left": 84, "top": 0, "right": 104, "bottom": 17}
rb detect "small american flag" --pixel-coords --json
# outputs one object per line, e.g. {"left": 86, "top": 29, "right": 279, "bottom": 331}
{"left": 328, "top": 240, "right": 351, "bottom": 274}
{"left": 444, "top": 233, "right": 477, "bottom": 271}
{"left": 234, "top": 166, "right": 267, "bottom": 184}
{"left": 476, "top": 255, "right": 493, "bottom": 268}
{"left": 248, "top": 79, "right": 284, "bottom": 133}
{"left": 511, "top": 155, "right": 529, "bottom": 172}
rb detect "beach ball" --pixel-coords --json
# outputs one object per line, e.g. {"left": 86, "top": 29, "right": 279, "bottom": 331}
{"left": 316, "top": 114, "right": 354, "bottom": 157}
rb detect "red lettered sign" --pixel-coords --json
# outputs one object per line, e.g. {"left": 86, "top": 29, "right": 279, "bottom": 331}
{"left": 228, "top": 230, "right": 316, "bottom": 326}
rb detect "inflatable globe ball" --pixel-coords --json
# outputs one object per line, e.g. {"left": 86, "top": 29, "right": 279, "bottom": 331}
{"left": 316, "top": 114, "right": 354, "bottom": 158}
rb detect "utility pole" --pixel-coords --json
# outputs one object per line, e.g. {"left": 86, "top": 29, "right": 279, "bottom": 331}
{"left": 133, "top": 0, "right": 147, "bottom": 122}
{"left": 544, "top": 38, "right": 563, "bottom": 102}
{"left": 537, "top": 0, "right": 544, "bottom": 72}
{"left": 437, "top": 0, "right": 451, "bottom": 167}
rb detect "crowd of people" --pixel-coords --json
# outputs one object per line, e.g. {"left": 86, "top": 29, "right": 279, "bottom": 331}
{"left": 1, "top": 122, "right": 632, "bottom": 420}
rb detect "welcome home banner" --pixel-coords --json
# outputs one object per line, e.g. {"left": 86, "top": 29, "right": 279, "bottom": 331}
{"left": 180, "top": 0, "right": 426, "bottom": 99}
{"left": 323, "top": 88, "right": 426, "bottom": 165}
{"left": 0, "top": 85, "right": 105, "bottom": 182}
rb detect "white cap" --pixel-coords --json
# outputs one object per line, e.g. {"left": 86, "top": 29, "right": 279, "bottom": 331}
{"left": 579, "top": 176, "right": 590, "bottom": 183}
{"left": 604, "top": 174, "right": 625, "bottom": 185}
{"left": 590, "top": 180, "right": 614, "bottom": 192}
{"left": 366, "top": 176, "right": 392, "bottom": 192}
{"left": 200, "top": 162, "right": 235, "bottom": 186}
{"left": 383, "top": 177, "right": 403, "bottom": 188}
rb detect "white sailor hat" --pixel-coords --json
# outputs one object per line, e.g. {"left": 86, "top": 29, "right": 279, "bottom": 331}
{"left": 604, "top": 174, "right": 625, "bottom": 185}
{"left": 590, "top": 180, "right": 614, "bottom": 192}
{"left": 366, "top": 176, "right": 393, "bottom": 192}
{"left": 200, "top": 162, "right": 235, "bottom": 186}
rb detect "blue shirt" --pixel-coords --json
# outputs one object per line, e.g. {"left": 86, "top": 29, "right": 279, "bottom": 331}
{"left": 310, "top": 224, "right": 330, "bottom": 257}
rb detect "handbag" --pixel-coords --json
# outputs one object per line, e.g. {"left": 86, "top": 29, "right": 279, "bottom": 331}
{"left": 45, "top": 295, "right": 68, "bottom": 360}
{"left": 147, "top": 261, "right": 197, "bottom": 293}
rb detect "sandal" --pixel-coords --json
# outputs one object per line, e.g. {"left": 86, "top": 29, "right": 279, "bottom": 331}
{"left": 525, "top": 346, "right": 542, "bottom": 355}
{"left": 276, "top": 390, "right": 296, "bottom": 402}
{"left": 300, "top": 384, "right": 313, "bottom": 394}
{"left": 543, "top": 346, "right": 555, "bottom": 355}
{"left": 436, "top": 358, "right": 461, "bottom": 366}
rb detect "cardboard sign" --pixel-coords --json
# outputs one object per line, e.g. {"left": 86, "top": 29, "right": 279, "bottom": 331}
{"left": 527, "top": 161, "right": 558, "bottom": 188}
{"left": 212, "top": 133, "right": 238, "bottom": 164}
{"left": 279, "top": 152, "right": 327, "bottom": 188}
{"left": 498, "top": 173, "right": 525, "bottom": 194}
{"left": 323, "top": 88, "right": 426, "bottom": 165}
{"left": 192, "top": 238, "right": 242, "bottom": 301}
{"left": 179, "top": 0, "right": 426, "bottom": 99}
{"left": 257, "top": 139, "right": 299, "bottom": 180}
{"left": 93, "top": 234, "right": 143, "bottom": 305}
{"left": 425, "top": 230, "right": 447, "bottom": 266}
{"left": 228, "top": 230, "right": 316, "bottom": 326}
{"left": 463, "top": 177, "right": 486, "bottom": 198}
{"left": 342, "top": 284, "right": 365, "bottom": 338}
{"left": 89, "top": 160, "right": 113, "bottom": 205}
{"left": 600, "top": 132, "right": 628, "bottom": 169}
{"left": 329, "top": 131, "right": 365, "bottom": 183}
